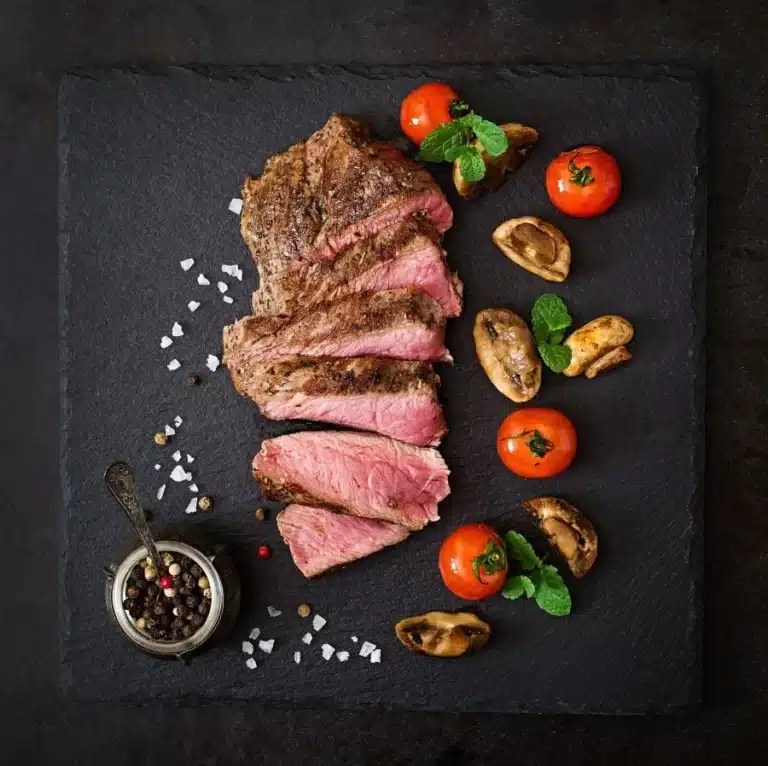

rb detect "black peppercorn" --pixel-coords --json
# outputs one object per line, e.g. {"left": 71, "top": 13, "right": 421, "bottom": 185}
{"left": 146, "top": 617, "right": 159, "bottom": 630}
{"left": 182, "top": 572, "right": 195, "bottom": 585}
{"left": 182, "top": 624, "right": 194, "bottom": 638}
{"left": 198, "top": 600, "right": 210, "bottom": 616}
{"left": 190, "top": 564, "right": 203, "bottom": 578}
{"left": 141, "top": 608, "right": 152, "bottom": 620}
{"left": 172, "top": 595, "right": 183, "bottom": 607}
{"left": 156, "top": 628, "right": 169, "bottom": 640}
{"left": 188, "top": 374, "right": 200, "bottom": 386}
{"left": 158, "top": 614, "right": 171, "bottom": 628}
{"left": 152, "top": 602, "right": 168, "bottom": 616}
{"left": 122, "top": 598, "right": 137, "bottom": 612}
{"left": 170, "top": 618, "right": 185, "bottom": 630}
{"left": 189, "top": 613, "right": 204, "bottom": 628}
{"left": 175, "top": 605, "right": 188, "bottom": 619}
{"left": 171, "top": 629, "right": 184, "bottom": 641}
{"left": 130, "top": 606, "right": 143, "bottom": 620}
{"left": 145, "top": 583, "right": 159, "bottom": 597}
{"left": 185, "top": 595, "right": 199, "bottom": 609}
{"left": 126, "top": 586, "right": 140, "bottom": 599}
{"left": 178, "top": 586, "right": 192, "bottom": 597}
{"left": 131, "top": 565, "right": 144, "bottom": 580}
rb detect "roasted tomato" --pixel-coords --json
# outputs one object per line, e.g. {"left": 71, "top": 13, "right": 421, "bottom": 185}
{"left": 439, "top": 523, "right": 509, "bottom": 600}
{"left": 497, "top": 407, "right": 577, "bottom": 479}
{"left": 400, "top": 82, "right": 462, "bottom": 145}
{"left": 545, "top": 146, "right": 621, "bottom": 218}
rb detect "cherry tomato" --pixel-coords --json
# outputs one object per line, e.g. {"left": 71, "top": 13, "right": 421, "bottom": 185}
{"left": 545, "top": 145, "right": 621, "bottom": 218}
{"left": 400, "top": 82, "right": 462, "bottom": 145}
{"left": 497, "top": 407, "right": 577, "bottom": 479}
{"left": 439, "top": 523, "right": 509, "bottom": 600}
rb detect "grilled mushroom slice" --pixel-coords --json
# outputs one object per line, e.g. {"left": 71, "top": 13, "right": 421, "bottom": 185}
{"left": 563, "top": 315, "right": 634, "bottom": 378}
{"left": 395, "top": 611, "right": 491, "bottom": 658}
{"left": 453, "top": 123, "right": 539, "bottom": 198}
{"left": 523, "top": 496, "right": 598, "bottom": 578}
{"left": 492, "top": 217, "right": 571, "bottom": 282}
{"left": 474, "top": 309, "right": 541, "bottom": 402}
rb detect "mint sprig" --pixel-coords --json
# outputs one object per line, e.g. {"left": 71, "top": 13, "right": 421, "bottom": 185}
{"left": 531, "top": 294, "right": 573, "bottom": 373}
{"left": 501, "top": 530, "right": 572, "bottom": 616}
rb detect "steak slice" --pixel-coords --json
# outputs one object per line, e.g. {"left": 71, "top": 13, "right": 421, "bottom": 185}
{"left": 240, "top": 114, "right": 453, "bottom": 272}
{"left": 223, "top": 289, "right": 452, "bottom": 366}
{"left": 252, "top": 430, "right": 450, "bottom": 530}
{"left": 277, "top": 504, "right": 410, "bottom": 578}
{"left": 229, "top": 356, "right": 447, "bottom": 447}
{"left": 250, "top": 217, "right": 463, "bottom": 318}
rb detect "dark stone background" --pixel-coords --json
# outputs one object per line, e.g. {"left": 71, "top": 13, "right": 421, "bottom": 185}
{"left": 1, "top": 1, "right": 766, "bottom": 763}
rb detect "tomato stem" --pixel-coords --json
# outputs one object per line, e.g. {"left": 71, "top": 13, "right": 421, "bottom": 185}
{"left": 510, "top": 429, "right": 554, "bottom": 459}
{"left": 471, "top": 539, "right": 508, "bottom": 583}
{"left": 568, "top": 157, "right": 594, "bottom": 187}
{"left": 448, "top": 99, "right": 471, "bottom": 118}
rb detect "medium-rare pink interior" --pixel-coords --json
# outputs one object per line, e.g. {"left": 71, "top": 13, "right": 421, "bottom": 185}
{"left": 252, "top": 431, "right": 450, "bottom": 530}
{"left": 277, "top": 504, "right": 410, "bottom": 578}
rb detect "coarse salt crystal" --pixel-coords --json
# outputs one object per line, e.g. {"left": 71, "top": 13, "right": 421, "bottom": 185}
{"left": 370, "top": 649, "right": 382, "bottom": 664}
{"left": 206, "top": 354, "right": 220, "bottom": 372}
{"left": 157, "top": 484, "right": 166, "bottom": 500}
{"left": 160, "top": 336, "right": 173, "bottom": 349}
{"left": 188, "top": 301, "right": 200, "bottom": 312}
{"left": 249, "top": 627, "right": 261, "bottom": 640}
{"left": 229, "top": 198, "right": 243, "bottom": 215}
{"left": 351, "top": 636, "right": 359, "bottom": 643}
{"left": 294, "top": 651, "right": 301, "bottom": 664}
{"left": 360, "top": 642, "right": 376, "bottom": 658}
{"left": 164, "top": 425, "right": 176, "bottom": 436}
{"left": 267, "top": 606, "right": 282, "bottom": 618}
{"left": 180, "top": 258, "right": 194, "bottom": 271}
{"left": 154, "top": 464, "right": 161, "bottom": 470}
{"left": 172, "top": 450, "right": 181, "bottom": 462}
{"left": 171, "top": 322, "right": 183, "bottom": 337}
{"left": 189, "top": 483, "right": 198, "bottom": 493}
{"left": 197, "top": 273, "right": 210, "bottom": 286}
{"left": 186, "top": 454, "right": 195, "bottom": 463}
{"left": 184, "top": 497, "right": 198, "bottom": 515}
{"left": 245, "top": 658, "right": 257, "bottom": 670}
{"left": 167, "top": 359, "right": 181, "bottom": 371}
{"left": 302, "top": 633, "right": 313, "bottom": 645}
{"left": 173, "top": 415, "right": 183, "bottom": 427}
{"left": 312, "top": 614, "right": 326, "bottom": 632}
{"left": 170, "top": 465, "right": 189, "bottom": 482}
{"left": 222, "top": 295, "right": 234, "bottom": 304}
{"left": 222, "top": 264, "right": 243, "bottom": 281}
{"left": 242, "top": 641, "right": 254, "bottom": 655}
{"left": 336, "top": 651, "right": 350, "bottom": 662}
{"left": 258, "top": 639, "right": 275, "bottom": 654}
{"left": 217, "top": 281, "right": 228, "bottom": 294}
{"left": 321, "top": 644, "right": 335, "bottom": 661}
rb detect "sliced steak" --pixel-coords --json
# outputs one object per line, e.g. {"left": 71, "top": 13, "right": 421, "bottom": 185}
{"left": 223, "top": 289, "right": 452, "bottom": 366}
{"left": 250, "top": 217, "right": 463, "bottom": 318}
{"left": 252, "top": 431, "right": 450, "bottom": 530}
{"left": 277, "top": 504, "right": 410, "bottom": 578}
{"left": 229, "top": 356, "right": 447, "bottom": 446}
{"left": 240, "top": 114, "right": 452, "bottom": 272}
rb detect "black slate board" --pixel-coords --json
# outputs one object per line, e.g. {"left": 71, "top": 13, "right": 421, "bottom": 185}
{"left": 59, "top": 65, "right": 705, "bottom": 714}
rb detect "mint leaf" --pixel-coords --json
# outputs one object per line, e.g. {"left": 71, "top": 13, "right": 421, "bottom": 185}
{"left": 458, "top": 146, "right": 486, "bottom": 182}
{"left": 471, "top": 119, "right": 509, "bottom": 157}
{"left": 502, "top": 574, "right": 536, "bottom": 601}
{"left": 531, "top": 316, "right": 550, "bottom": 345}
{"left": 458, "top": 113, "right": 482, "bottom": 128}
{"left": 443, "top": 145, "right": 465, "bottom": 162}
{"left": 504, "top": 531, "right": 541, "bottom": 572}
{"left": 531, "top": 294, "right": 572, "bottom": 333}
{"left": 538, "top": 343, "right": 572, "bottom": 373}
{"left": 550, "top": 330, "right": 565, "bottom": 346}
{"left": 534, "top": 565, "right": 572, "bottom": 616}
{"left": 419, "top": 122, "right": 472, "bottom": 162}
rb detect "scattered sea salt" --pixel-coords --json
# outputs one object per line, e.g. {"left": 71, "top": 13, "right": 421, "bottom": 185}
{"left": 360, "top": 642, "right": 376, "bottom": 658}
{"left": 258, "top": 639, "right": 275, "bottom": 654}
{"left": 370, "top": 649, "right": 382, "bottom": 664}
{"left": 170, "top": 465, "right": 190, "bottom": 482}
{"left": 302, "top": 633, "right": 313, "bottom": 645}
{"left": 172, "top": 450, "right": 181, "bottom": 462}
{"left": 154, "top": 464, "right": 161, "bottom": 470}
{"left": 351, "top": 636, "right": 359, "bottom": 643}
{"left": 171, "top": 322, "right": 183, "bottom": 337}
{"left": 249, "top": 627, "right": 261, "bottom": 641}
{"left": 188, "top": 300, "right": 200, "bottom": 312}
{"left": 184, "top": 497, "right": 198, "bottom": 515}
{"left": 180, "top": 258, "right": 195, "bottom": 271}
{"left": 245, "top": 658, "right": 257, "bottom": 670}
{"left": 242, "top": 641, "right": 254, "bottom": 655}
{"left": 186, "top": 454, "right": 195, "bottom": 463}
{"left": 167, "top": 359, "right": 181, "bottom": 371}
{"left": 294, "top": 652, "right": 301, "bottom": 664}
{"left": 321, "top": 644, "right": 335, "bottom": 661}
{"left": 173, "top": 415, "right": 183, "bottom": 427}
{"left": 228, "top": 198, "right": 243, "bottom": 215}
{"left": 217, "top": 281, "right": 229, "bottom": 294}
{"left": 160, "top": 336, "right": 173, "bottom": 349}
{"left": 222, "top": 295, "right": 234, "bottom": 304}
{"left": 197, "top": 273, "right": 210, "bottom": 286}
{"left": 189, "top": 483, "right": 198, "bottom": 493}
{"left": 206, "top": 354, "right": 220, "bottom": 372}
{"left": 336, "top": 651, "right": 350, "bottom": 662}
{"left": 312, "top": 614, "right": 326, "bottom": 632}
{"left": 164, "top": 425, "right": 176, "bottom": 436}
{"left": 267, "top": 606, "right": 282, "bottom": 618}
{"left": 222, "top": 264, "right": 243, "bottom": 281}
{"left": 157, "top": 484, "right": 166, "bottom": 500}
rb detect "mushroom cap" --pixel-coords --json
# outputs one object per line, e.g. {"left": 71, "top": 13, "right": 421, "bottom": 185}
{"left": 563, "top": 315, "right": 634, "bottom": 377}
{"left": 492, "top": 216, "right": 571, "bottom": 282}
{"left": 395, "top": 611, "right": 491, "bottom": 658}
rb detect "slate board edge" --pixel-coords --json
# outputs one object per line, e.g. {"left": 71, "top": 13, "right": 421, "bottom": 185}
{"left": 57, "top": 65, "right": 707, "bottom": 714}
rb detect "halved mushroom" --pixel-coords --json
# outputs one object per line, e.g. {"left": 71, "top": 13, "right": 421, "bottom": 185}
{"left": 492, "top": 217, "right": 571, "bottom": 282}
{"left": 473, "top": 308, "right": 541, "bottom": 402}
{"left": 563, "top": 315, "right": 634, "bottom": 378}
{"left": 453, "top": 123, "right": 538, "bottom": 198}
{"left": 395, "top": 611, "right": 491, "bottom": 658}
{"left": 522, "top": 496, "right": 598, "bottom": 578}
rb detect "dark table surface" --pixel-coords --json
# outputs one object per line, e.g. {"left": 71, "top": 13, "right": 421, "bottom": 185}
{"left": 2, "top": 1, "right": 766, "bottom": 763}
